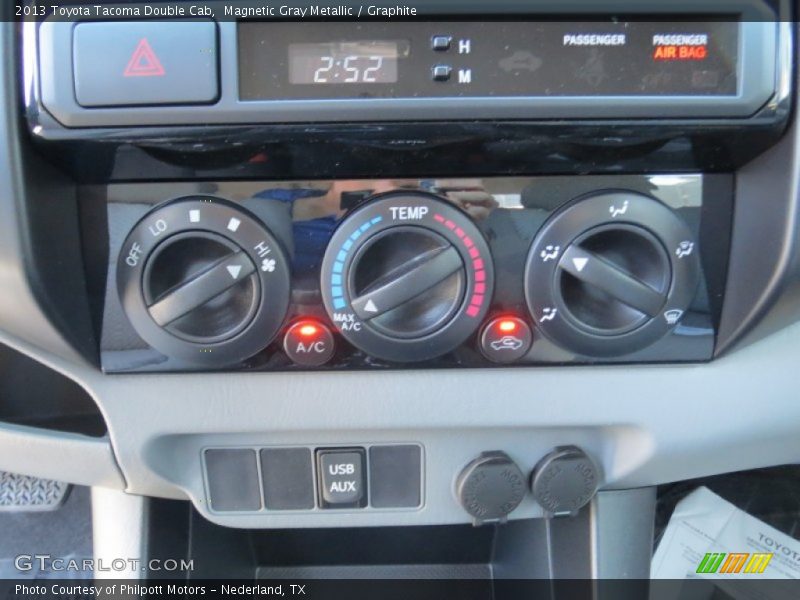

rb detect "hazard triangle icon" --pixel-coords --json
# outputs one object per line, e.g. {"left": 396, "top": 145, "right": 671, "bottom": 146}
{"left": 123, "top": 39, "right": 165, "bottom": 78}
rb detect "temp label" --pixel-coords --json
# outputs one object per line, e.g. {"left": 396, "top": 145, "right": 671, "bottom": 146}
{"left": 390, "top": 206, "right": 429, "bottom": 220}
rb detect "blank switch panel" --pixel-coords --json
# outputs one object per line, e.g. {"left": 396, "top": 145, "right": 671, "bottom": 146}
{"left": 204, "top": 449, "right": 261, "bottom": 512}
{"left": 261, "top": 448, "right": 315, "bottom": 510}
{"left": 369, "top": 445, "right": 423, "bottom": 508}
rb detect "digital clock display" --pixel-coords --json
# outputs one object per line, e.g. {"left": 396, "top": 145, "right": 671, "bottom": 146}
{"left": 288, "top": 41, "right": 400, "bottom": 85}
{"left": 239, "top": 22, "right": 739, "bottom": 101}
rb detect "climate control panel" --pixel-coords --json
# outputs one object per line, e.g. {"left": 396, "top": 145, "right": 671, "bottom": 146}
{"left": 100, "top": 175, "right": 723, "bottom": 372}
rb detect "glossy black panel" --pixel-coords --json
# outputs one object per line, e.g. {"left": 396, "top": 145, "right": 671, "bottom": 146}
{"left": 95, "top": 174, "right": 727, "bottom": 373}
{"left": 31, "top": 117, "right": 789, "bottom": 185}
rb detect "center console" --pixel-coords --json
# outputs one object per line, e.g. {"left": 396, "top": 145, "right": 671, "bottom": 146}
{"left": 4, "top": 0, "right": 796, "bottom": 548}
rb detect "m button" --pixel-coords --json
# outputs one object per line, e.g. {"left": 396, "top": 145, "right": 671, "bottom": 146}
{"left": 317, "top": 449, "right": 367, "bottom": 508}
{"left": 73, "top": 21, "right": 218, "bottom": 107}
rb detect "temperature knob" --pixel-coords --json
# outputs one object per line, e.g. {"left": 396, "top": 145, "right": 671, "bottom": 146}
{"left": 117, "top": 196, "right": 291, "bottom": 366}
{"left": 321, "top": 192, "right": 494, "bottom": 362}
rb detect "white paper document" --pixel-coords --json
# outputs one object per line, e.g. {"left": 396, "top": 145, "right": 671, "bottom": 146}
{"left": 652, "top": 486, "right": 800, "bottom": 598}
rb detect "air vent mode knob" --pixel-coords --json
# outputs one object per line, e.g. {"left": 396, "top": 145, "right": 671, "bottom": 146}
{"left": 117, "top": 196, "right": 291, "bottom": 366}
{"left": 320, "top": 192, "right": 494, "bottom": 362}
{"left": 558, "top": 224, "right": 671, "bottom": 335}
{"left": 525, "top": 192, "right": 700, "bottom": 356}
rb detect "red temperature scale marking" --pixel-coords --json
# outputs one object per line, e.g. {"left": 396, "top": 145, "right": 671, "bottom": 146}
{"left": 433, "top": 213, "right": 486, "bottom": 318}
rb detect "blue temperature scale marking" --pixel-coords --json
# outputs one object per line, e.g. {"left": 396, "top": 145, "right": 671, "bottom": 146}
{"left": 331, "top": 216, "right": 383, "bottom": 310}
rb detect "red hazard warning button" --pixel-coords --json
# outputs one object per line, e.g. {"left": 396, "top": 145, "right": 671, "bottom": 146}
{"left": 123, "top": 39, "right": 166, "bottom": 78}
{"left": 73, "top": 21, "right": 218, "bottom": 107}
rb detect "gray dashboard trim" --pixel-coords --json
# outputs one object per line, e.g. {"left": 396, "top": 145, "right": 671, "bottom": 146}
{"left": 492, "top": 488, "right": 656, "bottom": 578}
{"left": 0, "top": 15, "right": 124, "bottom": 491}
{"left": 36, "top": 19, "right": 779, "bottom": 127}
{"left": 0, "top": 422, "right": 124, "bottom": 490}
{"left": 0, "top": 18, "right": 95, "bottom": 365}
{"left": 716, "top": 22, "right": 799, "bottom": 354}
{"left": 92, "top": 487, "right": 148, "bottom": 579}
{"left": 2, "top": 317, "right": 800, "bottom": 528}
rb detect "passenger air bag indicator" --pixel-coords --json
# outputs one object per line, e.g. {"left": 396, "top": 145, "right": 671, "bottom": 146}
{"left": 654, "top": 45, "right": 708, "bottom": 61}
{"left": 653, "top": 33, "right": 709, "bottom": 61}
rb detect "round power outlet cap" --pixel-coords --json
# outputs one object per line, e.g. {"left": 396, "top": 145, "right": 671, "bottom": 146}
{"left": 456, "top": 451, "right": 526, "bottom": 525}
{"left": 530, "top": 446, "right": 601, "bottom": 517}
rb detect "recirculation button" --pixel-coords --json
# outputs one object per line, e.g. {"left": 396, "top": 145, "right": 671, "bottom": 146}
{"left": 480, "top": 316, "right": 533, "bottom": 363}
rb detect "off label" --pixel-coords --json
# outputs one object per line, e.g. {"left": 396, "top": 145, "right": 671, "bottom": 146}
{"left": 125, "top": 242, "right": 143, "bottom": 267}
